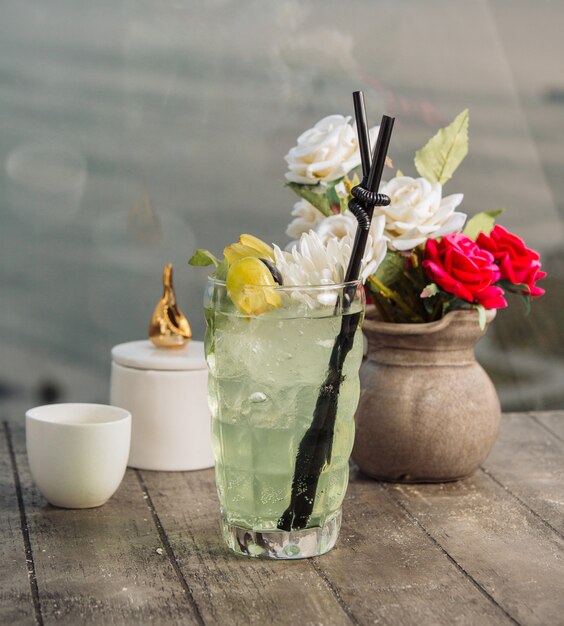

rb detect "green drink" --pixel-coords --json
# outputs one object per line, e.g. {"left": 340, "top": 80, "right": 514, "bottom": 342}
{"left": 205, "top": 278, "right": 365, "bottom": 559}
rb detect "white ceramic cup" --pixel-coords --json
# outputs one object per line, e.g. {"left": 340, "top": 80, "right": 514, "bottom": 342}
{"left": 26, "top": 403, "right": 131, "bottom": 509}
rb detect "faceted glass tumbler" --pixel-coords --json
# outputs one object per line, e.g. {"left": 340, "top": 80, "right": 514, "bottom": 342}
{"left": 204, "top": 278, "right": 365, "bottom": 559}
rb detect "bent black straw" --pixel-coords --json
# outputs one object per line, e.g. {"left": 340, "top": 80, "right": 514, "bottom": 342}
{"left": 353, "top": 91, "right": 371, "bottom": 177}
{"left": 278, "top": 96, "right": 394, "bottom": 532}
{"left": 345, "top": 114, "right": 395, "bottom": 288}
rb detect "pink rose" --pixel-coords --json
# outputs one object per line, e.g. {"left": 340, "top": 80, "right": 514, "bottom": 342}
{"left": 476, "top": 225, "right": 546, "bottom": 297}
{"left": 423, "top": 233, "right": 507, "bottom": 309}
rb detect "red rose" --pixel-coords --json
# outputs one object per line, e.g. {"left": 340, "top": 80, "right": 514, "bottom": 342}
{"left": 423, "top": 233, "right": 507, "bottom": 309}
{"left": 476, "top": 225, "right": 546, "bottom": 297}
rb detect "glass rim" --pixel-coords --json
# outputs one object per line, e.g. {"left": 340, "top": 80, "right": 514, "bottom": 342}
{"left": 206, "top": 276, "right": 363, "bottom": 291}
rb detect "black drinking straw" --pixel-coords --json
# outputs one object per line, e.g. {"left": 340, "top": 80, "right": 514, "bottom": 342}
{"left": 278, "top": 95, "right": 395, "bottom": 532}
{"left": 345, "top": 112, "right": 395, "bottom": 288}
{"left": 353, "top": 91, "right": 372, "bottom": 177}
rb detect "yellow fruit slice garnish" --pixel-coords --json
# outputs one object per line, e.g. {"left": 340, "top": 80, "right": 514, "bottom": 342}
{"left": 226, "top": 257, "right": 281, "bottom": 315}
{"left": 224, "top": 234, "right": 275, "bottom": 266}
{"left": 239, "top": 234, "right": 275, "bottom": 260}
{"left": 224, "top": 243, "right": 261, "bottom": 266}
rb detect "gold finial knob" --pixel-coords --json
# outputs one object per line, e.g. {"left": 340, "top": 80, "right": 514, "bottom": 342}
{"left": 149, "top": 263, "right": 192, "bottom": 348}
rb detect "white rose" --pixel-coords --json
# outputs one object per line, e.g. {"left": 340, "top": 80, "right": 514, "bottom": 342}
{"left": 377, "top": 176, "right": 466, "bottom": 251}
{"left": 285, "top": 114, "right": 379, "bottom": 185}
{"left": 315, "top": 213, "right": 357, "bottom": 244}
{"left": 286, "top": 199, "right": 324, "bottom": 241}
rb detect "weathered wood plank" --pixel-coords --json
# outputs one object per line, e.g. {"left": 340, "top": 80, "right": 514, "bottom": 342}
{"left": 139, "top": 468, "right": 353, "bottom": 626}
{"left": 9, "top": 424, "right": 203, "bottom": 626}
{"left": 533, "top": 411, "right": 564, "bottom": 442}
{"left": 314, "top": 472, "right": 515, "bottom": 626}
{"left": 0, "top": 423, "right": 36, "bottom": 625}
{"left": 482, "top": 413, "right": 564, "bottom": 534}
{"left": 3, "top": 412, "right": 563, "bottom": 625}
{"left": 143, "top": 466, "right": 514, "bottom": 626}
{"left": 387, "top": 470, "right": 564, "bottom": 625}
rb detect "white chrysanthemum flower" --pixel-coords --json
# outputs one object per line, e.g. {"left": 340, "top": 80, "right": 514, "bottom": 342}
{"left": 285, "top": 114, "right": 379, "bottom": 184}
{"left": 313, "top": 212, "right": 388, "bottom": 282}
{"left": 361, "top": 213, "right": 388, "bottom": 281}
{"left": 275, "top": 231, "right": 349, "bottom": 288}
{"left": 286, "top": 199, "right": 324, "bottom": 240}
{"left": 377, "top": 176, "right": 466, "bottom": 251}
{"left": 276, "top": 220, "right": 387, "bottom": 293}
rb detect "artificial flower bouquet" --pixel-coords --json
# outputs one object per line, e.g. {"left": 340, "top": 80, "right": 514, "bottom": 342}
{"left": 189, "top": 110, "right": 545, "bottom": 326}
{"left": 283, "top": 110, "right": 546, "bottom": 327}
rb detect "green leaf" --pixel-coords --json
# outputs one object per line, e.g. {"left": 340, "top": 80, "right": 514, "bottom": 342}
{"left": 414, "top": 109, "right": 469, "bottom": 185}
{"left": 286, "top": 182, "right": 332, "bottom": 217}
{"left": 497, "top": 278, "right": 530, "bottom": 295}
{"left": 373, "top": 250, "right": 407, "bottom": 286}
{"left": 396, "top": 169, "right": 404, "bottom": 177}
{"left": 342, "top": 174, "right": 361, "bottom": 213}
{"left": 349, "top": 173, "right": 361, "bottom": 187}
{"left": 519, "top": 292, "right": 532, "bottom": 315}
{"left": 325, "top": 178, "right": 346, "bottom": 214}
{"left": 520, "top": 293, "right": 532, "bottom": 315}
{"left": 497, "top": 279, "right": 533, "bottom": 314}
{"left": 348, "top": 165, "right": 363, "bottom": 182}
{"left": 475, "top": 304, "right": 486, "bottom": 330}
{"left": 463, "top": 209, "right": 505, "bottom": 240}
{"left": 188, "top": 249, "right": 220, "bottom": 267}
{"left": 213, "top": 257, "right": 229, "bottom": 281}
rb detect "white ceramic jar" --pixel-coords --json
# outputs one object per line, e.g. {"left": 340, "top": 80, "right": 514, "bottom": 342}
{"left": 110, "top": 340, "right": 213, "bottom": 471}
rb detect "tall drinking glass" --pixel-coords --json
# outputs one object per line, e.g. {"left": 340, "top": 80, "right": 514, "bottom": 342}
{"left": 205, "top": 278, "right": 365, "bottom": 559}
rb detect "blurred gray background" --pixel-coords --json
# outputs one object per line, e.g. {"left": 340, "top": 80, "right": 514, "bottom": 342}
{"left": 1, "top": 0, "right": 563, "bottom": 419}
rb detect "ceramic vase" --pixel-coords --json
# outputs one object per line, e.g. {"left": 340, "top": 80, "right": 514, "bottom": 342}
{"left": 353, "top": 307, "right": 500, "bottom": 482}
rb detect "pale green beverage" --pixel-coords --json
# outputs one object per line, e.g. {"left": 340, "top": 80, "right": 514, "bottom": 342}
{"left": 205, "top": 278, "right": 364, "bottom": 559}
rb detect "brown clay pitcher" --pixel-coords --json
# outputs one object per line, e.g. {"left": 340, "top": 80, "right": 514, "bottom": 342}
{"left": 353, "top": 307, "right": 500, "bottom": 482}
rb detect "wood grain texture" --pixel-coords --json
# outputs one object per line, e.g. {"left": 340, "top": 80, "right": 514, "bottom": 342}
{"left": 9, "top": 423, "right": 203, "bottom": 626}
{"left": 534, "top": 411, "right": 564, "bottom": 442}
{"left": 313, "top": 473, "right": 516, "bottom": 625}
{"left": 482, "top": 413, "right": 564, "bottom": 535}
{"left": 0, "top": 423, "right": 36, "bottom": 625}
{"left": 2, "top": 412, "right": 564, "bottom": 626}
{"left": 386, "top": 472, "right": 564, "bottom": 625}
{"left": 139, "top": 468, "right": 353, "bottom": 626}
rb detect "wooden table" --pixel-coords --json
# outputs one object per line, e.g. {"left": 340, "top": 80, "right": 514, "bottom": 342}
{"left": 2, "top": 412, "right": 563, "bottom": 626}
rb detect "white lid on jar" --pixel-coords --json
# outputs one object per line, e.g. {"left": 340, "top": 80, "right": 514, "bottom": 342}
{"left": 111, "top": 340, "right": 207, "bottom": 371}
